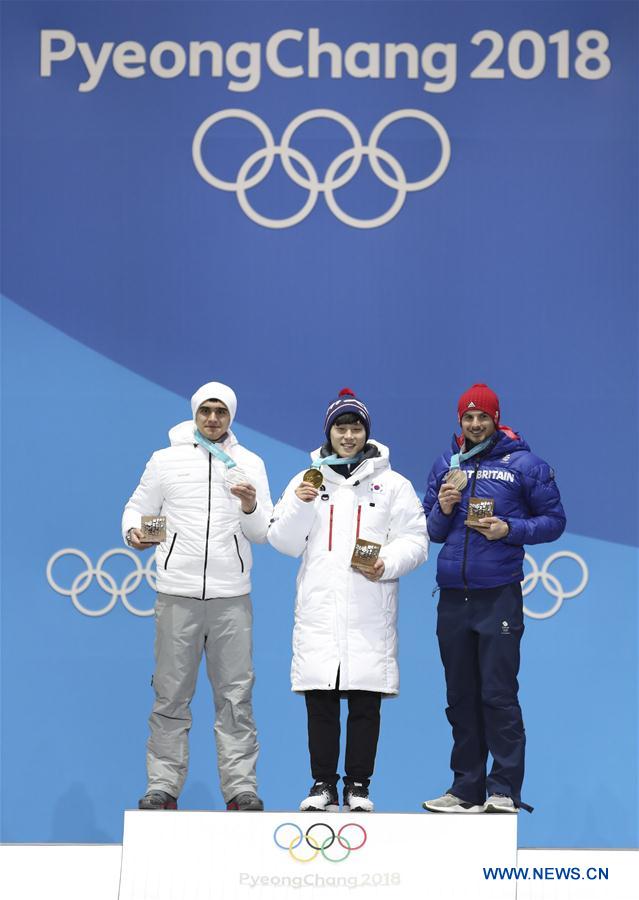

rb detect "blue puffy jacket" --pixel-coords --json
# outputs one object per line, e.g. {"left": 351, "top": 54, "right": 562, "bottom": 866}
{"left": 423, "top": 429, "right": 566, "bottom": 590}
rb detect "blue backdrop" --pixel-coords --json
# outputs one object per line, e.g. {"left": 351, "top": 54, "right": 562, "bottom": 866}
{"left": 1, "top": 1, "right": 637, "bottom": 849}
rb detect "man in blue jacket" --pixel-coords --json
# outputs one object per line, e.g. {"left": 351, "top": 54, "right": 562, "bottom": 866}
{"left": 422, "top": 383, "right": 565, "bottom": 814}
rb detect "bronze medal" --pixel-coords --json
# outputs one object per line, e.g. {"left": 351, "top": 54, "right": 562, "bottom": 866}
{"left": 303, "top": 468, "right": 323, "bottom": 489}
{"left": 446, "top": 468, "right": 468, "bottom": 491}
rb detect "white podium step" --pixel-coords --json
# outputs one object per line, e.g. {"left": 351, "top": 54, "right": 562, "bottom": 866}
{"left": 118, "top": 809, "right": 518, "bottom": 899}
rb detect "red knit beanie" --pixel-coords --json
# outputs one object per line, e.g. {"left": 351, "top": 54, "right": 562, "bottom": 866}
{"left": 457, "top": 383, "right": 500, "bottom": 424}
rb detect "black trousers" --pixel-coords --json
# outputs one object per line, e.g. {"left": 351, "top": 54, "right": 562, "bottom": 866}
{"left": 437, "top": 582, "right": 526, "bottom": 806}
{"left": 304, "top": 684, "right": 382, "bottom": 788}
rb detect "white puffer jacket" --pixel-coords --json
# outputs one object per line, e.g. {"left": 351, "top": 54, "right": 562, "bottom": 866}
{"left": 122, "top": 422, "right": 272, "bottom": 599}
{"left": 268, "top": 442, "right": 428, "bottom": 694}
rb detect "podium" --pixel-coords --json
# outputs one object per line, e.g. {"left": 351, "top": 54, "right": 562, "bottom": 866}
{"left": 119, "top": 810, "right": 517, "bottom": 899}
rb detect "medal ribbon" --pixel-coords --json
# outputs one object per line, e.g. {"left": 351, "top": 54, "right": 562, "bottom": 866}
{"left": 449, "top": 437, "right": 493, "bottom": 469}
{"left": 310, "top": 452, "right": 364, "bottom": 469}
{"left": 194, "top": 429, "right": 238, "bottom": 469}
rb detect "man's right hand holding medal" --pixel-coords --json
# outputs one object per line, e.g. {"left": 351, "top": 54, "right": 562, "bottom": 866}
{"left": 295, "top": 483, "right": 319, "bottom": 503}
{"left": 295, "top": 468, "right": 323, "bottom": 503}
{"left": 125, "top": 527, "right": 155, "bottom": 551}
{"left": 438, "top": 482, "right": 462, "bottom": 515}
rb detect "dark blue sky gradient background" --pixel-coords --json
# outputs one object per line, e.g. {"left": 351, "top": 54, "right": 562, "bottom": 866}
{"left": 2, "top": 0, "right": 637, "bottom": 546}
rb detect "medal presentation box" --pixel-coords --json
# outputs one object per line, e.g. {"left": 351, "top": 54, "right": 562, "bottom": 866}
{"left": 351, "top": 538, "right": 382, "bottom": 572}
{"left": 140, "top": 516, "right": 166, "bottom": 543}
{"left": 119, "top": 810, "right": 517, "bottom": 899}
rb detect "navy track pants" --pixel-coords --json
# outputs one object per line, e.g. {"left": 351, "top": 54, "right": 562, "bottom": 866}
{"left": 436, "top": 581, "right": 525, "bottom": 806}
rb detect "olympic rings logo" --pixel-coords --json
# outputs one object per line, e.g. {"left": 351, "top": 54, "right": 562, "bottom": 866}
{"left": 46, "top": 549, "right": 156, "bottom": 618}
{"left": 522, "top": 551, "right": 589, "bottom": 620}
{"left": 192, "top": 108, "right": 451, "bottom": 229}
{"left": 273, "top": 822, "right": 366, "bottom": 864}
{"left": 45, "top": 547, "right": 589, "bottom": 621}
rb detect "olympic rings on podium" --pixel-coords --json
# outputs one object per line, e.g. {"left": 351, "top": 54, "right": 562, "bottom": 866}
{"left": 273, "top": 821, "right": 368, "bottom": 863}
{"left": 338, "top": 822, "right": 367, "bottom": 851}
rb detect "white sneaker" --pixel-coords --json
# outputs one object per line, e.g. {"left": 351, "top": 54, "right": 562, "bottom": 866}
{"left": 422, "top": 792, "right": 484, "bottom": 813}
{"left": 484, "top": 794, "right": 518, "bottom": 813}
{"left": 299, "top": 782, "right": 340, "bottom": 812}
{"left": 343, "top": 783, "right": 374, "bottom": 813}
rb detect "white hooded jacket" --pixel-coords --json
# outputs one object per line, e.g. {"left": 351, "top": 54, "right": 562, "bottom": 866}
{"left": 268, "top": 442, "right": 428, "bottom": 694}
{"left": 122, "top": 421, "right": 272, "bottom": 599}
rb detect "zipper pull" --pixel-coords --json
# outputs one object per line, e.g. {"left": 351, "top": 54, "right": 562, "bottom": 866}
{"left": 431, "top": 585, "right": 441, "bottom": 598}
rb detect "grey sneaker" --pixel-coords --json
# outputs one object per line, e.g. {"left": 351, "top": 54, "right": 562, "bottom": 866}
{"left": 300, "top": 781, "right": 340, "bottom": 812}
{"left": 422, "top": 793, "right": 483, "bottom": 813}
{"left": 484, "top": 794, "right": 517, "bottom": 813}
{"left": 226, "top": 792, "right": 264, "bottom": 811}
{"left": 138, "top": 790, "right": 177, "bottom": 810}
{"left": 343, "top": 783, "right": 374, "bottom": 813}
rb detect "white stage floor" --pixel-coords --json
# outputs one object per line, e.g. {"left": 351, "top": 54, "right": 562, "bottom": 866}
{"left": 0, "top": 813, "right": 636, "bottom": 900}
{"left": 119, "top": 810, "right": 516, "bottom": 899}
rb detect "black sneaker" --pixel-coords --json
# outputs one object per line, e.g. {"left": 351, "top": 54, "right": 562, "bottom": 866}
{"left": 138, "top": 790, "right": 178, "bottom": 810}
{"left": 343, "top": 782, "right": 374, "bottom": 813}
{"left": 226, "top": 792, "right": 264, "bottom": 811}
{"left": 299, "top": 781, "right": 340, "bottom": 812}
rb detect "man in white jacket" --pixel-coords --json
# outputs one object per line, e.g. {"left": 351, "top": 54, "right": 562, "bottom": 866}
{"left": 268, "top": 389, "right": 428, "bottom": 813}
{"left": 122, "top": 381, "right": 273, "bottom": 811}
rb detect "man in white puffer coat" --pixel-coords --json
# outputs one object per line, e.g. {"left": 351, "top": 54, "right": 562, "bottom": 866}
{"left": 122, "top": 381, "right": 272, "bottom": 812}
{"left": 268, "top": 389, "right": 428, "bottom": 813}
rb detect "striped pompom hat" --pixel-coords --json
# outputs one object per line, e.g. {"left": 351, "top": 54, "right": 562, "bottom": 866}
{"left": 324, "top": 388, "right": 371, "bottom": 440}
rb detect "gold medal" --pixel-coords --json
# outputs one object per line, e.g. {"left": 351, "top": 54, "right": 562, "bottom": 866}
{"left": 446, "top": 468, "right": 468, "bottom": 491}
{"left": 302, "top": 468, "right": 323, "bottom": 489}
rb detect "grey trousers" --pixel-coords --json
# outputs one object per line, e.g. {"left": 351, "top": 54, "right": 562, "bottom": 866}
{"left": 146, "top": 592, "right": 259, "bottom": 803}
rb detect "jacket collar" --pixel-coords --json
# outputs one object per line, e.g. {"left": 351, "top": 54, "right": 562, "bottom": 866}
{"left": 168, "top": 420, "right": 238, "bottom": 450}
{"left": 310, "top": 440, "right": 390, "bottom": 485}
{"left": 449, "top": 427, "right": 529, "bottom": 460}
